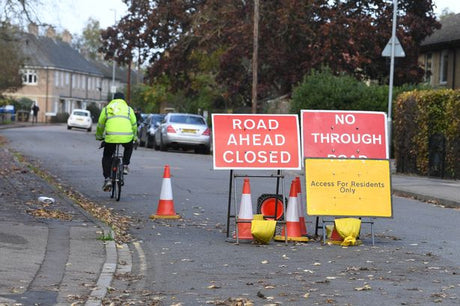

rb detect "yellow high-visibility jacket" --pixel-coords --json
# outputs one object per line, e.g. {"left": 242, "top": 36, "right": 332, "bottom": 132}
{"left": 96, "top": 99, "right": 137, "bottom": 143}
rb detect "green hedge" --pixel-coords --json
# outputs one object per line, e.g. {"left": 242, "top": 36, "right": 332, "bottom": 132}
{"left": 393, "top": 89, "right": 460, "bottom": 179}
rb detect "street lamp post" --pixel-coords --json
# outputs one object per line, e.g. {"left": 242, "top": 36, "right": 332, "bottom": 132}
{"left": 387, "top": 0, "right": 398, "bottom": 157}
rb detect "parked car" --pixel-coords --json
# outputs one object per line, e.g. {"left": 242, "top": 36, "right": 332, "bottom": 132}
{"left": 154, "top": 113, "right": 211, "bottom": 154}
{"left": 138, "top": 114, "right": 165, "bottom": 148}
{"left": 67, "top": 109, "right": 92, "bottom": 132}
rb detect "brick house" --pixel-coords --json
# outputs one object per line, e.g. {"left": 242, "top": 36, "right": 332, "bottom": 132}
{"left": 6, "top": 24, "right": 135, "bottom": 123}
{"left": 419, "top": 13, "right": 460, "bottom": 89}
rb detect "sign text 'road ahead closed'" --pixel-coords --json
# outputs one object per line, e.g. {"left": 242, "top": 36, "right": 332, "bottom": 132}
{"left": 212, "top": 114, "right": 301, "bottom": 170}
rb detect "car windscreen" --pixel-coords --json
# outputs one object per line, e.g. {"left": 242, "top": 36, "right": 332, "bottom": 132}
{"left": 170, "top": 115, "right": 205, "bottom": 125}
{"left": 74, "top": 111, "right": 88, "bottom": 116}
{"left": 150, "top": 115, "right": 164, "bottom": 124}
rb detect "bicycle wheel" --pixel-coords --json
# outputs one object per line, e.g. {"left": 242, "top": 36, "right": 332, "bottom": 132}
{"left": 110, "top": 160, "right": 117, "bottom": 199}
{"left": 116, "top": 160, "right": 123, "bottom": 201}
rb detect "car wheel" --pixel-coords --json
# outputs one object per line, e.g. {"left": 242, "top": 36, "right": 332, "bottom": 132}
{"left": 159, "top": 136, "right": 167, "bottom": 151}
{"left": 154, "top": 137, "right": 160, "bottom": 150}
{"left": 147, "top": 135, "right": 154, "bottom": 148}
{"left": 67, "top": 125, "right": 71, "bottom": 130}
{"left": 87, "top": 126, "right": 92, "bottom": 132}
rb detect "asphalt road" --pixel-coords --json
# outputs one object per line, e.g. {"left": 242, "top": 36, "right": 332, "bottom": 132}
{"left": 2, "top": 125, "right": 459, "bottom": 305}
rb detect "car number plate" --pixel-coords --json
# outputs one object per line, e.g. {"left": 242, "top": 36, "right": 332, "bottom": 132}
{"left": 182, "top": 129, "right": 197, "bottom": 134}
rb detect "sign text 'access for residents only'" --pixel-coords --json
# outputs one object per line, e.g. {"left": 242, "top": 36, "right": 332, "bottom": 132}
{"left": 212, "top": 114, "right": 301, "bottom": 170}
{"left": 301, "top": 110, "right": 388, "bottom": 159}
{"left": 305, "top": 158, "right": 393, "bottom": 217}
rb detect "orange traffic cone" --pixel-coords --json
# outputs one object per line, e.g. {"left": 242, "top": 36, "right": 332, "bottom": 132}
{"left": 236, "top": 178, "right": 253, "bottom": 241}
{"left": 274, "top": 180, "right": 308, "bottom": 242}
{"left": 150, "top": 165, "right": 180, "bottom": 219}
{"left": 295, "top": 177, "right": 308, "bottom": 236}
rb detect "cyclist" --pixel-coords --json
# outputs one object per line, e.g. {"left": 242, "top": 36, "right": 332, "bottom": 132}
{"left": 96, "top": 92, "right": 138, "bottom": 191}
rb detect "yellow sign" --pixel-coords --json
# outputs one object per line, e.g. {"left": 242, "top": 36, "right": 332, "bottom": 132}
{"left": 305, "top": 158, "right": 392, "bottom": 217}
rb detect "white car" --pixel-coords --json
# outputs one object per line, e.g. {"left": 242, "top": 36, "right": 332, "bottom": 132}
{"left": 67, "top": 109, "right": 92, "bottom": 132}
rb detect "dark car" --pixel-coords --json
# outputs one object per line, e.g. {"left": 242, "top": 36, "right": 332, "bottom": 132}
{"left": 138, "top": 114, "right": 165, "bottom": 148}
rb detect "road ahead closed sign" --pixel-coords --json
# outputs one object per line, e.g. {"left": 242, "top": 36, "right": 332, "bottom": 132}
{"left": 301, "top": 110, "right": 388, "bottom": 159}
{"left": 212, "top": 114, "right": 301, "bottom": 170}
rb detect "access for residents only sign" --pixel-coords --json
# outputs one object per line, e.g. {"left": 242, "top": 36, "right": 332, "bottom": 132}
{"left": 212, "top": 114, "right": 301, "bottom": 170}
{"left": 301, "top": 110, "right": 388, "bottom": 159}
{"left": 305, "top": 158, "right": 393, "bottom": 217}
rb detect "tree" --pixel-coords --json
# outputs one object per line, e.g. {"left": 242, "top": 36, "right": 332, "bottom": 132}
{"left": 74, "top": 18, "right": 103, "bottom": 60}
{"left": 101, "top": 0, "right": 440, "bottom": 111}
{"left": 0, "top": 23, "right": 24, "bottom": 93}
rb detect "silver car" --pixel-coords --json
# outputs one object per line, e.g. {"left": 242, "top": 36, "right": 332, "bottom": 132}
{"left": 154, "top": 113, "right": 210, "bottom": 154}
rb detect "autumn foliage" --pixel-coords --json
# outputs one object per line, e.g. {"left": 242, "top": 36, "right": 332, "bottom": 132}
{"left": 100, "top": 0, "right": 440, "bottom": 110}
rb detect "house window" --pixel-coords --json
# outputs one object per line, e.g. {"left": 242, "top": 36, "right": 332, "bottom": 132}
{"left": 65, "top": 73, "right": 69, "bottom": 85}
{"left": 22, "top": 69, "right": 38, "bottom": 85}
{"left": 424, "top": 53, "right": 432, "bottom": 84}
{"left": 440, "top": 50, "right": 448, "bottom": 84}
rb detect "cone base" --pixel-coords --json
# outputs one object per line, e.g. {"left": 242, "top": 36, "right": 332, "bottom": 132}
{"left": 150, "top": 214, "right": 181, "bottom": 219}
{"left": 274, "top": 235, "right": 308, "bottom": 242}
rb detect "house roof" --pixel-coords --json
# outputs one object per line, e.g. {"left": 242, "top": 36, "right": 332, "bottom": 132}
{"left": 88, "top": 59, "right": 142, "bottom": 84}
{"left": 20, "top": 33, "right": 103, "bottom": 76}
{"left": 421, "top": 13, "right": 460, "bottom": 49}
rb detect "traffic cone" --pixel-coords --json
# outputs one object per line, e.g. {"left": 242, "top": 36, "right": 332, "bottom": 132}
{"left": 295, "top": 177, "right": 308, "bottom": 236}
{"left": 274, "top": 180, "right": 308, "bottom": 242}
{"left": 236, "top": 178, "right": 254, "bottom": 241}
{"left": 150, "top": 165, "right": 180, "bottom": 219}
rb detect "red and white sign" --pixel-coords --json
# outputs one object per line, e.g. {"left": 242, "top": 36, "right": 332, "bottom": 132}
{"left": 212, "top": 114, "right": 301, "bottom": 170}
{"left": 301, "top": 110, "right": 388, "bottom": 159}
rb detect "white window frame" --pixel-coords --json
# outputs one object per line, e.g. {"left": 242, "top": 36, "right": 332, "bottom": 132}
{"left": 54, "top": 71, "right": 59, "bottom": 87}
{"left": 439, "top": 50, "right": 448, "bottom": 84}
{"left": 22, "top": 69, "right": 38, "bottom": 85}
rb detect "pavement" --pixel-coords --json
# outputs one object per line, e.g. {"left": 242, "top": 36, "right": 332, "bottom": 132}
{"left": 0, "top": 122, "right": 459, "bottom": 305}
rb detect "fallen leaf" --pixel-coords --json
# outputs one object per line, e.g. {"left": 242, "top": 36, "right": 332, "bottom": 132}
{"left": 355, "top": 284, "right": 372, "bottom": 291}
{"left": 207, "top": 284, "right": 221, "bottom": 289}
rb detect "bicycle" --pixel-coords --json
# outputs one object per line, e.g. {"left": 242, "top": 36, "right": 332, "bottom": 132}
{"left": 110, "top": 143, "right": 124, "bottom": 201}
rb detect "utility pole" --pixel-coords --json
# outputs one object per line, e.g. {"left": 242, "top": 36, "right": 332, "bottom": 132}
{"left": 251, "top": 0, "right": 259, "bottom": 114}
{"left": 110, "top": 9, "right": 117, "bottom": 100}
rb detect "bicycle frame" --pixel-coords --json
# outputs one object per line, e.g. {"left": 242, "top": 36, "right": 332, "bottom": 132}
{"left": 110, "top": 144, "right": 124, "bottom": 201}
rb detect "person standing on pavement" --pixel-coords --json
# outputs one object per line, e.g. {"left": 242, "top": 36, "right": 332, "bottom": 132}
{"left": 95, "top": 92, "right": 138, "bottom": 191}
{"left": 31, "top": 103, "right": 39, "bottom": 123}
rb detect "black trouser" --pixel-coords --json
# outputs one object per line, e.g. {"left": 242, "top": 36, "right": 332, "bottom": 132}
{"left": 102, "top": 141, "right": 133, "bottom": 178}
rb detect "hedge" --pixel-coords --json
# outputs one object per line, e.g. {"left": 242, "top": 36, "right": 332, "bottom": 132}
{"left": 393, "top": 89, "right": 460, "bottom": 179}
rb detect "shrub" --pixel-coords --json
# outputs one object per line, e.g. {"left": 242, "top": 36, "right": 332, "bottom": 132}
{"left": 50, "top": 112, "right": 69, "bottom": 123}
{"left": 393, "top": 89, "right": 459, "bottom": 179}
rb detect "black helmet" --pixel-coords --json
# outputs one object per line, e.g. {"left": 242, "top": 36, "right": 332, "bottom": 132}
{"left": 114, "top": 92, "right": 125, "bottom": 100}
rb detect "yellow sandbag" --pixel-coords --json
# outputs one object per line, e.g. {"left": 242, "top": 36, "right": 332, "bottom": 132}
{"left": 251, "top": 219, "right": 276, "bottom": 244}
{"left": 334, "top": 218, "right": 361, "bottom": 246}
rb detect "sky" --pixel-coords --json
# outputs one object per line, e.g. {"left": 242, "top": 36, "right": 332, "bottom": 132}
{"left": 35, "top": 0, "right": 460, "bottom": 36}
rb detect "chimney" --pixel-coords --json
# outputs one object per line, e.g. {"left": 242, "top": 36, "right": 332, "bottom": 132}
{"left": 62, "top": 30, "right": 72, "bottom": 43}
{"left": 46, "top": 26, "right": 56, "bottom": 38}
{"left": 28, "top": 23, "right": 39, "bottom": 36}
